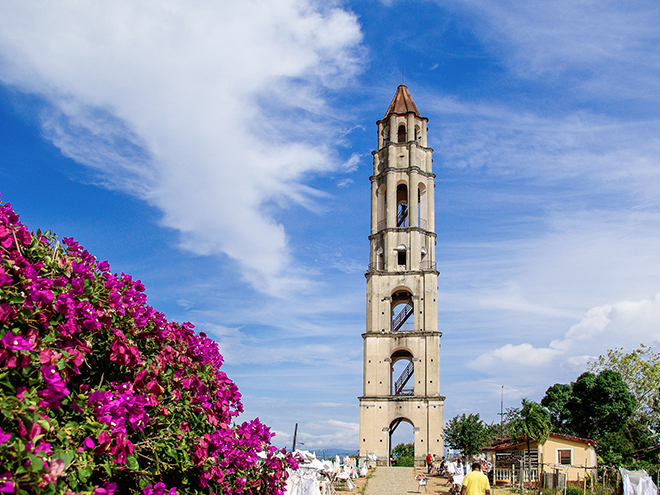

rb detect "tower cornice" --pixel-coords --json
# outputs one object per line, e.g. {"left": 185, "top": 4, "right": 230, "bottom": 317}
{"left": 370, "top": 168, "right": 436, "bottom": 181}
{"left": 373, "top": 143, "right": 435, "bottom": 154}
{"left": 359, "top": 395, "right": 446, "bottom": 402}
{"left": 361, "top": 331, "right": 443, "bottom": 339}
{"left": 368, "top": 228, "right": 437, "bottom": 239}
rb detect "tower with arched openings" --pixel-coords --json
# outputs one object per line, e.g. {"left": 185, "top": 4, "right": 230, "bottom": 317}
{"left": 359, "top": 84, "right": 444, "bottom": 467}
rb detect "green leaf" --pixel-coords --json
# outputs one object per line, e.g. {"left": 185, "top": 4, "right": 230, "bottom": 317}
{"left": 77, "top": 465, "right": 92, "bottom": 482}
{"left": 27, "top": 453, "right": 45, "bottom": 472}
{"left": 126, "top": 454, "right": 139, "bottom": 470}
{"left": 41, "top": 483, "right": 56, "bottom": 495}
{"left": 9, "top": 295, "right": 24, "bottom": 304}
{"left": 53, "top": 449, "right": 75, "bottom": 467}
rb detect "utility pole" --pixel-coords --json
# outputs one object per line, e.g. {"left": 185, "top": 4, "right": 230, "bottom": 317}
{"left": 498, "top": 386, "right": 504, "bottom": 440}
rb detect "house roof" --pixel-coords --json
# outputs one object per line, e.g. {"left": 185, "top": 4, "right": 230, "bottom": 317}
{"left": 382, "top": 84, "right": 423, "bottom": 120}
{"left": 485, "top": 432, "right": 597, "bottom": 451}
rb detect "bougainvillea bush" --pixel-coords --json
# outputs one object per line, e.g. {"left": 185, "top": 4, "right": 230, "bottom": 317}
{"left": 0, "top": 199, "right": 297, "bottom": 494}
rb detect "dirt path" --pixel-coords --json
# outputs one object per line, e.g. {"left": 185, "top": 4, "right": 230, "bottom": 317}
{"left": 355, "top": 467, "right": 452, "bottom": 495}
{"left": 363, "top": 467, "right": 421, "bottom": 495}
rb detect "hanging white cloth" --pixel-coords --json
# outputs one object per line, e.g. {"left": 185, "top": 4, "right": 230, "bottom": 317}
{"left": 639, "top": 476, "right": 659, "bottom": 495}
{"left": 619, "top": 468, "right": 658, "bottom": 495}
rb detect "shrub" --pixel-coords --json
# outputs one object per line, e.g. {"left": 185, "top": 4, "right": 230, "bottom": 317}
{"left": 565, "top": 487, "right": 583, "bottom": 495}
{"left": 0, "top": 199, "right": 297, "bottom": 494}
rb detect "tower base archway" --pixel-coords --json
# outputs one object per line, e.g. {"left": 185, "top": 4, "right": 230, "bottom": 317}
{"left": 359, "top": 396, "right": 444, "bottom": 467}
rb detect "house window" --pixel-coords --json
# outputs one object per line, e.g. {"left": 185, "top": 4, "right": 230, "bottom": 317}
{"left": 558, "top": 449, "right": 571, "bottom": 465}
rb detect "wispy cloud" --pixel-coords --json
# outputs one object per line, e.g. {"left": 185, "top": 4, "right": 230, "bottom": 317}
{"left": 0, "top": 1, "right": 363, "bottom": 297}
{"left": 452, "top": 0, "right": 660, "bottom": 101}
{"left": 427, "top": 98, "right": 660, "bottom": 203}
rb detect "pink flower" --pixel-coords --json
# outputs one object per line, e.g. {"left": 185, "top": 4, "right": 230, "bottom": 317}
{"left": 0, "top": 267, "right": 12, "bottom": 286}
{"left": 16, "top": 386, "right": 27, "bottom": 401}
{"left": 77, "top": 436, "right": 96, "bottom": 452}
{"left": 49, "top": 458, "right": 66, "bottom": 478}
{"left": 1, "top": 332, "right": 34, "bottom": 351}
{"left": 94, "top": 482, "right": 117, "bottom": 495}
{"left": 0, "top": 471, "right": 14, "bottom": 493}
{"left": 0, "top": 428, "right": 11, "bottom": 445}
{"left": 0, "top": 303, "right": 13, "bottom": 323}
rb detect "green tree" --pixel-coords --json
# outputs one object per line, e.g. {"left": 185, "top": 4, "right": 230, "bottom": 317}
{"left": 506, "top": 400, "right": 552, "bottom": 474}
{"left": 392, "top": 442, "right": 415, "bottom": 467}
{"left": 597, "top": 419, "right": 655, "bottom": 465}
{"left": 588, "top": 345, "right": 660, "bottom": 432}
{"left": 443, "top": 413, "right": 491, "bottom": 456}
{"left": 542, "top": 370, "right": 636, "bottom": 439}
{"left": 541, "top": 382, "right": 572, "bottom": 433}
{"left": 568, "top": 370, "right": 636, "bottom": 438}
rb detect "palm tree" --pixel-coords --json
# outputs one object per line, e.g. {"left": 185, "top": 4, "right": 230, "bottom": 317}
{"left": 508, "top": 399, "right": 552, "bottom": 484}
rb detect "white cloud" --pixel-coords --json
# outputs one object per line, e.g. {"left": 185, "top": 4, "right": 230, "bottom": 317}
{"left": 271, "top": 420, "right": 359, "bottom": 451}
{"left": 0, "top": 0, "right": 363, "bottom": 296}
{"left": 202, "top": 322, "right": 362, "bottom": 369}
{"left": 470, "top": 294, "right": 660, "bottom": 381}
{"left": 470, "top": 343, "right": 559, "bottom": 371}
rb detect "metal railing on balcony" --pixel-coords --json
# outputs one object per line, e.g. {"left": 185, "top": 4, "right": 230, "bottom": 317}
{"left": 420, "top": 260, "right": 437, "bottom": 270}
{"left": 366, "top": 262, "right": 385, "bottom": 272}
{"left": 368, "top": 261, "right": 436, "bottom": 273}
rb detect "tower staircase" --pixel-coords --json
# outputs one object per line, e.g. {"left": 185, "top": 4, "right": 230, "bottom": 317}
{"left": 397, "top": 204, "right": 408, "bottom": 227}
{"left": 393, "top": 361, "right": 414, "bottom": 395}
{"left": 392, "top": 302, "right": 413, "bottom": 331}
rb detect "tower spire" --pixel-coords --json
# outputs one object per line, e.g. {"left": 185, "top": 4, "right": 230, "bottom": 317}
{"left": 383, "top": 84, "right": 421, "bottom": 120}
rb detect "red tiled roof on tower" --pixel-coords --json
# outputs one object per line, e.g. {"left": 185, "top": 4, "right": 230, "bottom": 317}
{"left": 383, "top": 84, "right": 421, "bottom": 119}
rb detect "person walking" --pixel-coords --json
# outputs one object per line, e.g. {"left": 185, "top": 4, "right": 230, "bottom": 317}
{"left": 461, "top": 462, "right": 490, "bottom": 495}
{"left": 426, "top": 453, "right": 433, "bottom": 474}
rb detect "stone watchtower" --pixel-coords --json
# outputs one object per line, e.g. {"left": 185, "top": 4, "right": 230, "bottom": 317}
{"left": 359, "top": 85, "right": 444, "bottom": 467}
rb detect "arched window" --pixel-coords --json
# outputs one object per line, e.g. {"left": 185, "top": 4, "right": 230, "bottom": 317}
{"left": 398, "top": 124, "right": 406, "bottom": 143}
{"left": 377, "top": 184, "right": 387, "bottom": 231}
{"left": 391, "top": 349, "right": 414, "bottom": 395}
{"left": 397, "top": 184, "right": 408, "bottom": 227}
{"left": 391, "top": 290, "right": 413, "bottom": 331}
{"left": 418, "top": 183, "right": 427, "bottom": 230}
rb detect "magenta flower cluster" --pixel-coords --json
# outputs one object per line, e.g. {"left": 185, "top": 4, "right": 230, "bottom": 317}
{"left": 0, "top": 198, "right": 296, "bottom": 494}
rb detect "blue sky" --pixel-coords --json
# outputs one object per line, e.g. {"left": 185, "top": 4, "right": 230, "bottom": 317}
{"left": 2, "top": 0, "right": 660, "bottom": 452}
